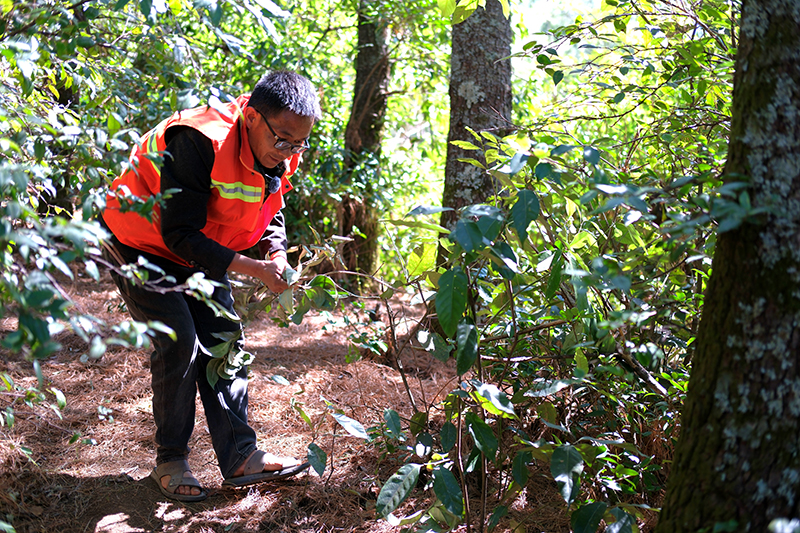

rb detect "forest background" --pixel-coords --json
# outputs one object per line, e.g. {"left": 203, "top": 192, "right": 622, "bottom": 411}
{"left": 0, "top": 0, "right": 772, "bottom": 532}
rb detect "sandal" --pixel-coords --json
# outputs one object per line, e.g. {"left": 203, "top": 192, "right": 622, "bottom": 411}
{"left": 222, "top": 450, "right": 310, "bottom": 488}
{"left": 150, "top": 459, "right": 208, "bottom": 502}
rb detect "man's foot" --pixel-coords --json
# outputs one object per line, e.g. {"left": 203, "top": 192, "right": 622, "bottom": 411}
{"left": 150, "top": 459, "right": 207, "bottom": 502}
{"left": 232, "top": 450, "right": 301, "bottom": 477}
{"left": 223, "top": 450, "right": 310, "bottom": 488}
{"left": 161, "top": 471, "right": 203, "bottom": 497}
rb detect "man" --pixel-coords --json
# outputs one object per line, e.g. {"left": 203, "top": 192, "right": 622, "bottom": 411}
{"left": 101, "top": 71, "right": 321, "bottom": 501}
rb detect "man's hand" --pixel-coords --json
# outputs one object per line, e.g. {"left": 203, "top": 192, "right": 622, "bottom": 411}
{"left": 228, "top": 252, "right": 290, "bottom": 293}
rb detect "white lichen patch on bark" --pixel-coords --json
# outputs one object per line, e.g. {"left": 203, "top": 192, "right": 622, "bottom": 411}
{"left": 456, "top": 80, "right": 486, "bottom": 109}
{"left": 738, "top": 1, "right": 800, "bottom": 271}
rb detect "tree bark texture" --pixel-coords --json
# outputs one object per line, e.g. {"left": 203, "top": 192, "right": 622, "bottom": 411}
{"left": 439, "top": 1, "right": 512, "bottom": 232}
{"left": 656, "top": 1, "right": 800, "bottom": 531}
{"left": 339, "top": 0, "right": 390, "bottom": 277}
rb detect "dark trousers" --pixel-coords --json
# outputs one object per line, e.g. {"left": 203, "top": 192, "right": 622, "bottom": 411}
{"left": 103, "top": 236, "right": 257, "bottom": 479}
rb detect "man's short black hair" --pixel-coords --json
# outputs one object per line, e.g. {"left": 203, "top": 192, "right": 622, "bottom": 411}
{"left": 249, "top": 70, "right": 321, "bottom": 121}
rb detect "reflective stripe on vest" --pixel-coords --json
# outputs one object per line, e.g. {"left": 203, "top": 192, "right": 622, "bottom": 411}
{"left": 210, "top": 178, "right": 263, "bottom": 202}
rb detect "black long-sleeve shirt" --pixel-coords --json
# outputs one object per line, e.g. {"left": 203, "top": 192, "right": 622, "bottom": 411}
{"left": 159, "top": 125, "right": 288, "bottom": 280}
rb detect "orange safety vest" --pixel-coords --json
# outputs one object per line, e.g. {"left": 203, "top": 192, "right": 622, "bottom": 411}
{"left": 102, "top": 95, "right": 299, "bottom": 267}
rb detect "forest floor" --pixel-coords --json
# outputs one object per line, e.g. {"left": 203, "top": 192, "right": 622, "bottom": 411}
{"left": 0, "top": 270, "right": 572, "bottom": 533}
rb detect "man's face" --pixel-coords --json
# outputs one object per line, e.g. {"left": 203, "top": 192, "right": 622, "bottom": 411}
{"left": 245, "top": 107, "right": 314, "bottom": 169}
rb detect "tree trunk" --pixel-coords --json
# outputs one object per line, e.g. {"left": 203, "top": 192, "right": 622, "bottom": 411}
{"left": 439, "top": 1, "right": 512, "bottom": 236}
{"left": 339, "top": 0, "right": 390, "bottom": 278}
{"left": 656, "top": 1, "right": 800, "bottom": 530}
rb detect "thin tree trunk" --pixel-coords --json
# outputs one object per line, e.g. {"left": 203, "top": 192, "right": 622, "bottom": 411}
{"left": 439, "top": 1, "right": 512, "bottom": 236}
{"left": 656, "top": 1, "right": 800, "bottom": 530}
{"left": 339, "top": 0, "right": 390, "bottom": 279}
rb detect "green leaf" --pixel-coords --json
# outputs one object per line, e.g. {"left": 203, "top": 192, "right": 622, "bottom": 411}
{"left": 376, "top": 463, "right": 421, "bottom": 517}
{"left": 139, "top": 0, "right": 152, "bottom": 17}
{"left": 571, "top": 501, "right": 607, "bottom": 533}
{"left": 113, "top": 0, "right": 131, "bottom": 9}
{"left": 49, "top": 387, "right": 66, "bottom": 410}
{"left": 307, "top": 443, "right": 327, "bottom": 477}
{"left": 206, "top": 358, "right": 223, "bottom": 388}
{"left": 384, "top": 409, "right": 403, "bottom": 438}
{"left": 0, "top": 520, "right": 14, "bottom": 533}
{"left": 450, "top": 220, "right": 486, "bottom": 253}
{"left": 441, "top": 421, "right": 457, "bottom": 452}
{"left": 488, "top": 506, "right": 509, "bottom": 532}
{"left": 417, "top": 329, "right": 452, "bottom": 362}
{"left": 465, "top": 412, "right": 498, "bottom": 461}
{"left": 545, "top": 251, "right": 564, "bottom": 300}
{"left": 535, "top": 162, "right": 552, "bottom": 179}
{"left": 553, "top": 70, "right": 564, "bottom": 86}
{"left": 470, "top": 379, "right": 515, "bottom": 418}
{"left": 331, "top": 412, "right": 369, "bottom": 440}
{"left": 583, "top": 146, "right": 601, "bottom": 165}
{"left": 432, "top": 466, "right": 463, "bottom": 516}
{"left": 438, "top": 0, "right": 456, "bottom": 17}
{"left": 409, "top": 411, "right": 428, "bottom": 436}
{"left": 278, "top": 288, "right": 294, "bottom": 314}
{"left": 450, "top": 140, "right": 480, "bottom": 150}
{"left": 510, "top": 189, "right": 540, "bottom": 243}
{"left": 455, "top": 320, "right": 478, "bottom": 375}
{"left": 607, "top": 508, "right": 636, "bottom": 533}
{"left": 551, "top": 444, "right": 583, "bottom": 505}
{"left": 512, "top": 450, "right": 531, "bottom": 486}
{"left": 282, "top": 266, "right": 300, "bottom": 284}
{"left": 435, "top": 268, "right": 468, "bottom": 338}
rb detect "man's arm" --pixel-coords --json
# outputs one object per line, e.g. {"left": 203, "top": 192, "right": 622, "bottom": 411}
{"left": 159, "top": 126, "right": 288, "bottom": 292}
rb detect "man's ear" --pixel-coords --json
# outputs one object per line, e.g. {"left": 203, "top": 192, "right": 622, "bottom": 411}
{"left": 243, "top": 106, "right": 258, "bottom": 129}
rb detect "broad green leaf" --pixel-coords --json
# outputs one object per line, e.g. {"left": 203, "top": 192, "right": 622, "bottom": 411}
{"left": 583, "top": 146, "right": 601, "bottom": 165}
{"left": 376, "top": 463, "right": 421, "bottom": 517}
{"left": 437, "top": 0, "right": 456, "bottom": 17}
{"left": 139, "top": 0, "right": 153, "bottom": 17}
{"left": 470, "top": 379, "right": 515, "bottom": 418}
{"left": 384, "top": 409, "right": 403, "bottom": 439}
{"left": 570, "top": 231, "right": 596, "bottom": 250}
{"left": 409, "top": 411, "right": 428, "bottom": 436}
{"left": 455, "top": 320, "right": 478, "bottom": 375}
{"left": 511, "top": 189, "right": 540, "bottom": 243}
{"left": 553, "top": 70, "right": 564, "bottom": 85}
{"left": 607, "top": 508, "right": 636, "bottom": 533}
{"left": 450, "top": 220, "right": 486, "bottom": 253}
{"left": 0, "top": 520, "right": 14, "bottom": 533}
{"left": 488, "top": 506, "right": 509, "bottom": 532}
{"left": 435, "top": 269, "right": 468, "bottom": 338}
{"left": 571, "top": 501, "right": 607, "bottom": 533}
{"left": 307, "top": 442, "right": 327, "bottom": 477}
{"left": 441, "top": 421, "right": 457, "bottom": 452}
{"left": 432, "top": 466, "right": 463, "bottom": 516}
{"left": 278, "top": 288, "right": 294, "bottom": 314}
{"left": 535, "top": 162, "right": 552, "bottom": 179}
{"left": 465, "top": 412, "right": 498, "bottom": 461}
{"left": 331, "top": 412, "right": 369, "bottom": 440}
{"left": 512, "top": 450, "right": 532, "bottom": 486}
{"left": 417, "top": 329, "right": 452, "bottom": 362}
{"left": 551, "top": 444, "right": 583, "bottom": 505}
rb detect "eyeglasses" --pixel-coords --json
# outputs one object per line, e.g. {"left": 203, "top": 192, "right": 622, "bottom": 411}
{"left": 253, "top": 107, "right": 310, "bottom": 154}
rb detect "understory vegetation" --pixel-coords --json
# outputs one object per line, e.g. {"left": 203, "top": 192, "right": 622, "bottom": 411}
{"left": 0, "top": 0, "right": 741, "bottom": 531}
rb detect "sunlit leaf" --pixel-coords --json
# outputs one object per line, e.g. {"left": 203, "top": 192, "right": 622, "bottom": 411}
{"left": 376, "top": 463, "right": 421, "bottom": 517}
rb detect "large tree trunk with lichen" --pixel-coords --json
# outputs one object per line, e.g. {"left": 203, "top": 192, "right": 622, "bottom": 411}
{"left": 655, "top": 1, "right": 800, "bottom": 530}
{"left": 339, "top": 0, "right": 390, "bottom": 279}
{"left": 438, "top": 1, "right": 511, "bottom": 243}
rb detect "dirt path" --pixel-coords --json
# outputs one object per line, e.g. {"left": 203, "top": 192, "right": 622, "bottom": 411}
{"left": 1, "top": 271, "right": 497, "bottom": 533}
